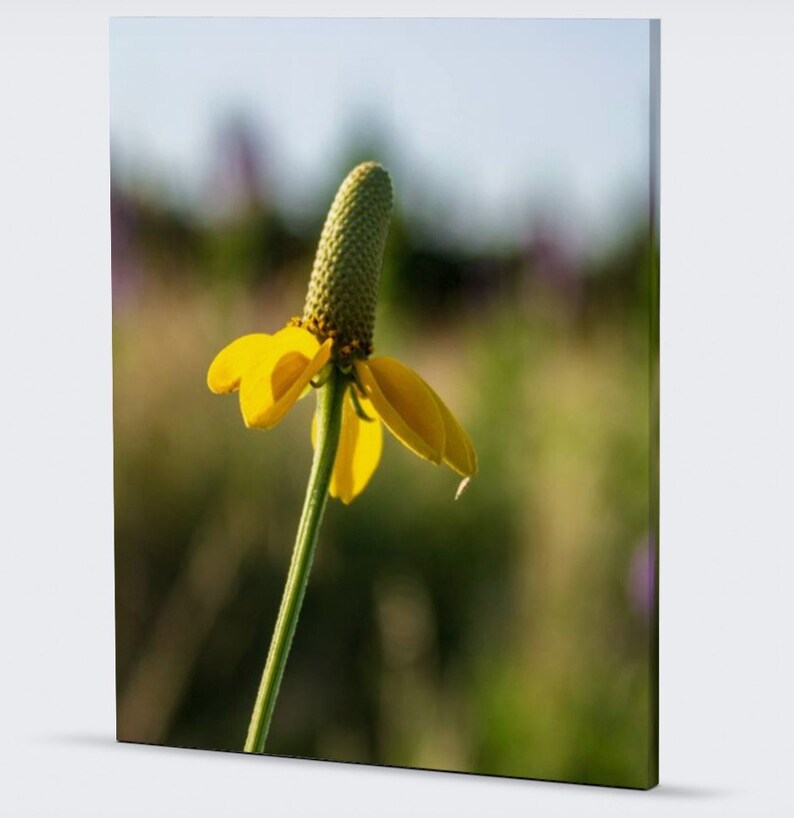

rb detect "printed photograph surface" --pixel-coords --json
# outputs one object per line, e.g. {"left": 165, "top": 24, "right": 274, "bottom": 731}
{"left": 111, "top": 17, "right": 659, "bottom": 789}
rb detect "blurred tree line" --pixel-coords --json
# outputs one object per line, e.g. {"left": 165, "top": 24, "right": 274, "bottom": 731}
{"left": 112, "top": 118, "right": 653, "bottom": 334}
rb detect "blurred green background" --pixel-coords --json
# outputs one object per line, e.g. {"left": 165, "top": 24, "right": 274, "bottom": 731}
{"left": 112, "top": 18, "right": 657, "bottom": 788}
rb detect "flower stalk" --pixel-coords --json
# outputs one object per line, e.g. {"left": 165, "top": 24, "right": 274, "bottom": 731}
{"left": 244, "top": 365, "right": 346, "bottom": 753}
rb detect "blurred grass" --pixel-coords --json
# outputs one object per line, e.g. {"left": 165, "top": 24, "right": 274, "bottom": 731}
{"left": 113, "top": 166, "right": 655, "bottom": 788}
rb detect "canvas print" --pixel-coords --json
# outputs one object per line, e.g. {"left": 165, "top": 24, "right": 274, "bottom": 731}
{"left": 111, "top": 17, "right": 659, "bottom": 789}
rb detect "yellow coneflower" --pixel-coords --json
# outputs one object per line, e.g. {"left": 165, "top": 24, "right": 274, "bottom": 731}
{"left": 207, "top": 162, "right": 476, "bottom": 752}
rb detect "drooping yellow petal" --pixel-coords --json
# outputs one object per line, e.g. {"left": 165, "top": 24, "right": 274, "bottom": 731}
{"left": 207, "top": 334, "right": 272, "bottom": 394}
{"left": 239, "top": 326, "right": 332, "bottom": 429}
{"left": 355, "top": 357, "right": 444, "bottom": 464}
{"left": 313, "top": 391, "right": 383, "bottom": 504}
{"left": 417, "top": 378, "right": 477, "bottom": 478}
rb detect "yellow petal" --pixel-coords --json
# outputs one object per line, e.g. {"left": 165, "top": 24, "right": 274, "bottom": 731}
{"left": 313, "top": 392, "right": 383, "bottom": 504}
{"left": 418, "top": 378, "right": 477, "bottom": 478}
{"left": 240, "top": 327, "right": 332, "bottom": 429}
{"left": 355, "top": 357, "right": 444, "bottom": 464}
{"left": 207, "top": 334, "right": 272, "bottom": 394}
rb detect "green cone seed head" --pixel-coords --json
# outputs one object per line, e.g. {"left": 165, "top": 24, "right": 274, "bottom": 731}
{"left": 302, "top": 162, "right": 393, "bottom": 359}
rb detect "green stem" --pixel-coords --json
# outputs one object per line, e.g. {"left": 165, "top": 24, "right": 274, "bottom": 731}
{"left": 244, "top": 366, "right": 346, "bottom": 753}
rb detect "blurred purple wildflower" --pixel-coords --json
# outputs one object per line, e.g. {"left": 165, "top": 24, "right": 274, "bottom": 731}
{"left": 628, "top": 535, "right": 656, "bottom": 618}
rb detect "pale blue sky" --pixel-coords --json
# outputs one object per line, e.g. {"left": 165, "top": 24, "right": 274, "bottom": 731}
{"left": 110, "top": 18, "right": 651, "bottom": 250}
